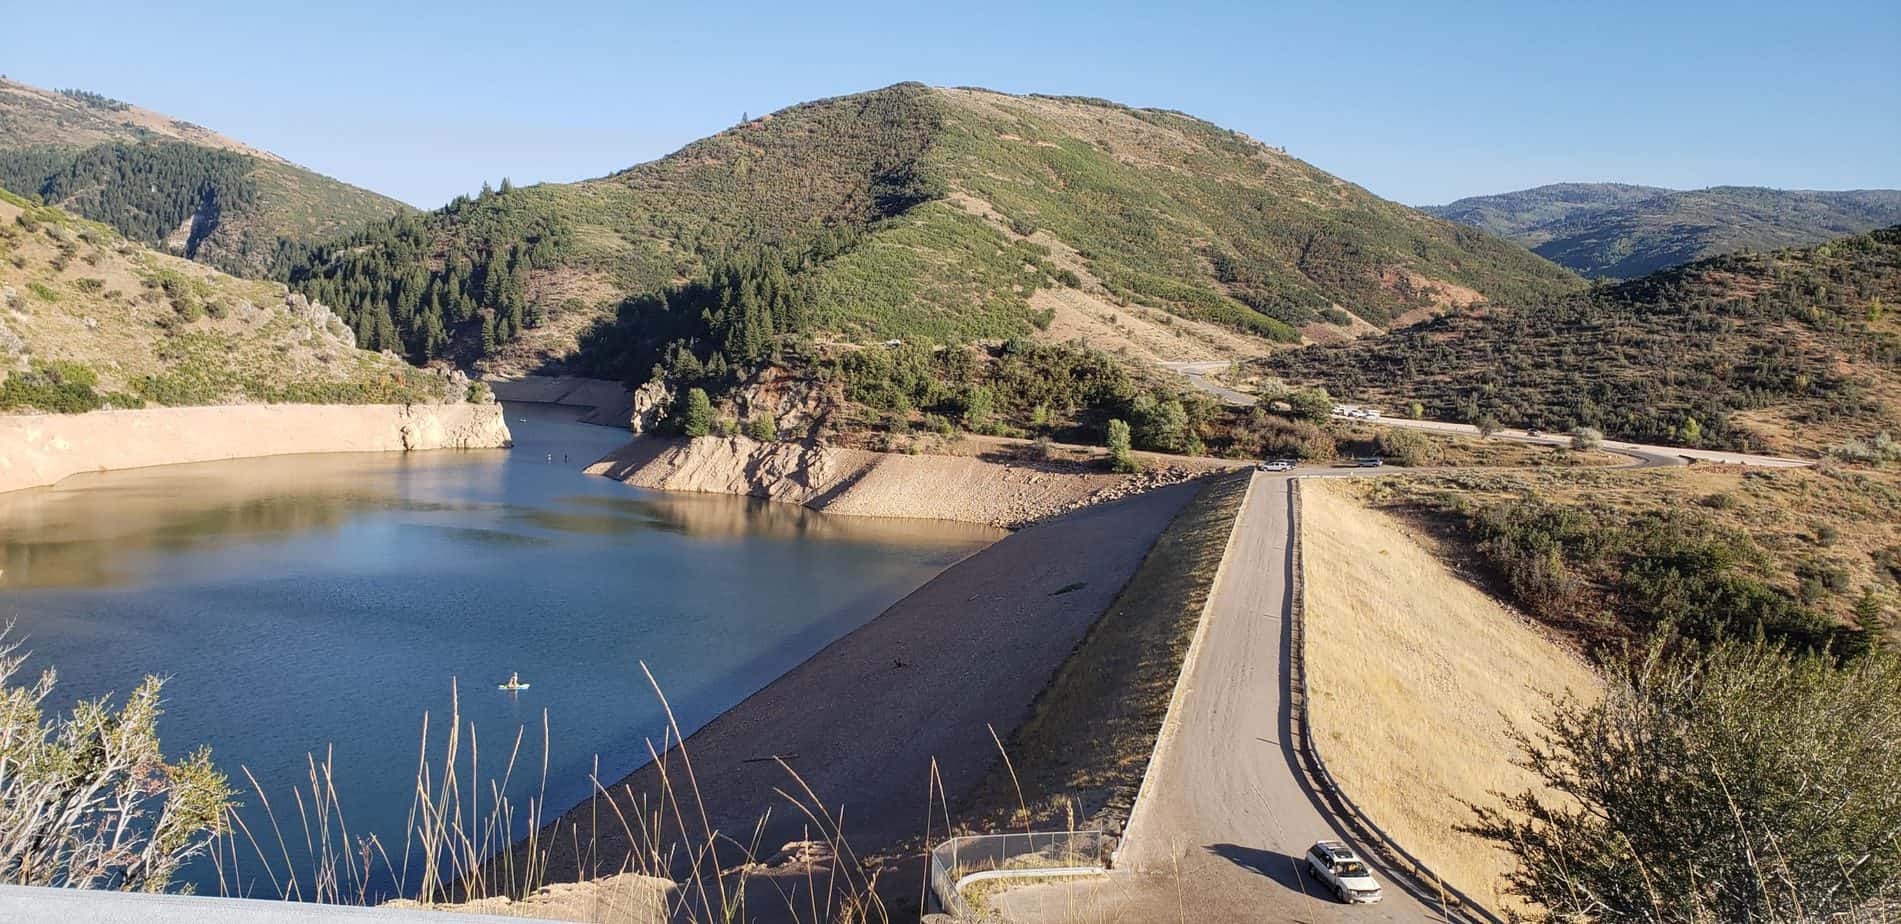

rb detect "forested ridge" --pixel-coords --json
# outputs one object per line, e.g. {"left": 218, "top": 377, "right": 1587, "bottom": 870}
{"left": 0, "top": 78, "right": 410, "bottom": 275}
{"left": 270, "top": 83, "right": 1579, "bottom": 375}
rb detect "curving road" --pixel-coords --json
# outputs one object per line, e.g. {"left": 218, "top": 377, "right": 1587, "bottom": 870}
{"left": 990, "top": 471, "right": 1452, "bottom": 923}
{"left": 986, "top": 368, "right": 1811, "bottom": 921}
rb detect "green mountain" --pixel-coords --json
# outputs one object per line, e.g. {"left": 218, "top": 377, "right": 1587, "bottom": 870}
{"left": 0, "top": 78, "right": 411, "bottom": 276}
{"left": 279, "top": 83, "right": 1580, "bottom": 376}
{"left": 0, "top": 188, "right": 463, "bottom": 412}
{"left": 1265, "top": 227, "right": 1901, "bottom": 456}
{"left": 1426, "top": 183, "right": 1901, "bottom": 279}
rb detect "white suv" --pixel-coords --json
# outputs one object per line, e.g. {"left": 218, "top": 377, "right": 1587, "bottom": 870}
{"left": 1306, "top": 840, "right": 1383, "bottom": 904}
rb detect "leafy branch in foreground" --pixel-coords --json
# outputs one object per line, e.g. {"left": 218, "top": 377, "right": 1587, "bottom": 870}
{"left": 1468, "top": 639, "right": 1901, "bottom": 922}
{"left": 0, "top": 629, "right": 234, "bottom": 892}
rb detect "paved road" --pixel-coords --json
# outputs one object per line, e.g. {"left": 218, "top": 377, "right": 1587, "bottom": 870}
{"left": 1164, "top": 366, "right": 1811, "bottom": 469}
{"left": 990, "top": 472, "right": 1451, "bottom": 923}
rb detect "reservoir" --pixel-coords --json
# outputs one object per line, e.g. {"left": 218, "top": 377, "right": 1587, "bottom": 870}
{"left": 0, "top": 403, "right": 1000, "bottom": 897}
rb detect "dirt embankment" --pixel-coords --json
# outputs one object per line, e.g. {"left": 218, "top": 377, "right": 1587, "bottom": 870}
{"left": 1301, "top": 480, "right": 1602, "bottom": 913}
{"left": 529, "top": 481, "right": 1207, "bottom": 917}
{"left": 589, "top": 435, "right": 1226, "bottom": 528}
{"left": 486, "top": 375, "right": 634, "bottom": 428}
{"left": 0, "top": 402, "right": 512, "bottom": 495}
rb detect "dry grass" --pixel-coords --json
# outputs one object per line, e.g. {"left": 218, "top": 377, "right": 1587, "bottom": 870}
{"left": 1354, "top": 464, "right": 1901, "bottom": 642}
{"left": 1300, "top": 480, "right": 1602, "bottom": 913}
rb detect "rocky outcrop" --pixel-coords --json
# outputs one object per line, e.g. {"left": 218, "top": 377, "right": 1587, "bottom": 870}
{"left": 588, "top": 435, "right": 1220, "bottom": 528}
{"left": 0, "top": 402, "right": 511, "bottom": 495}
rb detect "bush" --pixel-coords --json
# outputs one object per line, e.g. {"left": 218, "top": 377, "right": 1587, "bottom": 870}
{"left": 0, "top": 360, "right": 105, "bottom": 413}
{"left": 1468, "top": 640, "right": 1901, "bottom": 922}
{"left": 1570, "top": 426, "right": 1604, "bottom": 451}
{"left": 1474, "top": 413, "right": 1502, "bottom": 438}
{"left": 1106, "top": 419, "right": 1138, "bottom": 473}
{"left": 745, "top": 414, "right": 778, "bottom": 442}
{"left": 1372, "top": 427, "right": 1433, "bottom": 466}
{"left": 678, "top": 387, "right": 715, "bottom": 437}
{"left": 0, "top": 631, "right": 234, "bottom": 891}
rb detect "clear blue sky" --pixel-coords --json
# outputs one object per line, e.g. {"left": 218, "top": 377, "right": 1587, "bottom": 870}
{"left": 6, "top": 0, "right": 1896, "bottom": 208}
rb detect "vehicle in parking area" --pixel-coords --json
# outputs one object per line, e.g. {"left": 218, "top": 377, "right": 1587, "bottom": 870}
{"left": 1355, "top": 457, "right": 1384, "bottom": 467}
{"left": 1258, "top": 459, "right": 1295, "bottom": 472}
{"left": 1306, "top": 840, "right": 1383, "bottom": 904}
{"left": 1526, "top": 427, "right": 1543, "bottom": 437}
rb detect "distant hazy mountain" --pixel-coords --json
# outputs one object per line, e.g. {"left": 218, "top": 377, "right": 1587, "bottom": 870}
{"left": 0, "top": 78, "right": 410, "bottom": 276}
{"left": 1425, "top": 183, "right": 1901, "bottom": 279}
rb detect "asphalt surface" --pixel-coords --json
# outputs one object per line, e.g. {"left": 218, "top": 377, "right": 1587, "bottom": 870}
{"left": 990, "top": 471, "right": 1450, "bottom": 923}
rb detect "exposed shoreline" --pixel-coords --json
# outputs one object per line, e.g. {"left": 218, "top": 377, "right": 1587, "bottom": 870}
{"left": 588, "top": 434, "right": 1230, "bottom": 528}
{"left": 0, "top": 402, "right": 512, "bottom": 496}
{"left": 527, "top": 479, "right": 1207, "bottom": 913}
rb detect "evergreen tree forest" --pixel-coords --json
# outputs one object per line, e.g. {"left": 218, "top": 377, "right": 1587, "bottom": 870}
{"left": 275, "top": 188, "right": 574, "bottom": 360}
{"left": 0, "top": 142, "right": 257, "bottom": 254}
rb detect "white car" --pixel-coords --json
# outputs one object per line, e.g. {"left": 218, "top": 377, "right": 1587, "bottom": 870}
{"left": 1257, "top": 459, "right": 1295, "bottom": 472}
{"left": 1306, "top": 840, "right": 1383, "bottom": 904}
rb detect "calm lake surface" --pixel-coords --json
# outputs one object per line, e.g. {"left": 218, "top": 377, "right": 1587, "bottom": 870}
{"left": 0, "top": 403, "right": 999, "bottom": 897}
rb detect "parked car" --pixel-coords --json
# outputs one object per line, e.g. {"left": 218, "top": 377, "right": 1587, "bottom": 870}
{"left": 1258, "top": 459, "right": 1295, "bottom": 472}
{"left": 1306, "top": 840, "right": 1383, "bottom": 904}
{"left": 1526, "top": 427, "right": 1543, "bottom": 437}
{"left": 1355, "top": 457, "right": 1384, "bottom": 467}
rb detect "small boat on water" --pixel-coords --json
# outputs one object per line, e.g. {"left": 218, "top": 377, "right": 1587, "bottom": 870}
{"left": 498, "top": 671, "right": 531, "bottom": 692}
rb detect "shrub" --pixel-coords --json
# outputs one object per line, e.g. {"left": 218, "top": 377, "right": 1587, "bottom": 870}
{"left": 745, "top": 414, "right": 778, "bottom": 442}
{"left": 1106, "top": 418, "right": 1138, "bottom": 473}
{"left": 1054, "top": 268, "right": 1082, "bottom": 288}
{"left": 0, "top": 360, "right": 105, "bottom": 413}
{"left": 1372, "top": 427, "right": 1433, "bottom": 466}
{"left": 1474, "top": 413, "right": 1502, "bottom": 438}
{"left": 1468, "top": 640, "right": 1901, "bottom": 922}
{"left": 1570, "top": 426, "right": 1604, "bottom": 451}
{"left": 0, "top": 631, "right": 234, "bottom": 891}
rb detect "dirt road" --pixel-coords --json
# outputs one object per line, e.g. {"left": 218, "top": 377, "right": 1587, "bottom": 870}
{"left": 1163, "top": 365, "right": 1811, "bottom": 468}
{"left": 990, "top": 471, "right": 1450, "bottom": 922}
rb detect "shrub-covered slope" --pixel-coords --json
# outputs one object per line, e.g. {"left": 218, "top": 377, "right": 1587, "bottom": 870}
{"left": 0, "top": 78, "right": 411, "bottom": 276}
{"left": 1266, "top": 227, "right": 1901, "bottom": 455}
{"left": 1427, "top": 183, "right": 1901, "bottom": 279}
{"left": 278, "top": 83, "right": 1579, "bottom": 375}
{"left": 0, "top": 188, "right": 464, "bottom": 412}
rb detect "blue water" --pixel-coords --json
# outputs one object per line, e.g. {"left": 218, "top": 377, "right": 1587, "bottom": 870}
{"left": 0, "top": 404, "right": 999, "bottom": 897}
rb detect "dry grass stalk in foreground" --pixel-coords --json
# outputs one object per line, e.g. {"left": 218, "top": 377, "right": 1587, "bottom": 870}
{"left": 214, "top": 665, "right": 890, "bottom": 923}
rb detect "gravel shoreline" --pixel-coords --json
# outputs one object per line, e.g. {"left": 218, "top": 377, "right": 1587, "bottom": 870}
{"left": 529, "top": 481, "right": 1204, "bottom": 896}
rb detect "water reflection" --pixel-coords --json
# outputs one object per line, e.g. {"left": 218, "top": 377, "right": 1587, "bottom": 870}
{"left": 0, "top": 404, "right": 1001, "bottom": 897}
{"left": 0, "top": 451, "right": 499, "bottom": 590}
